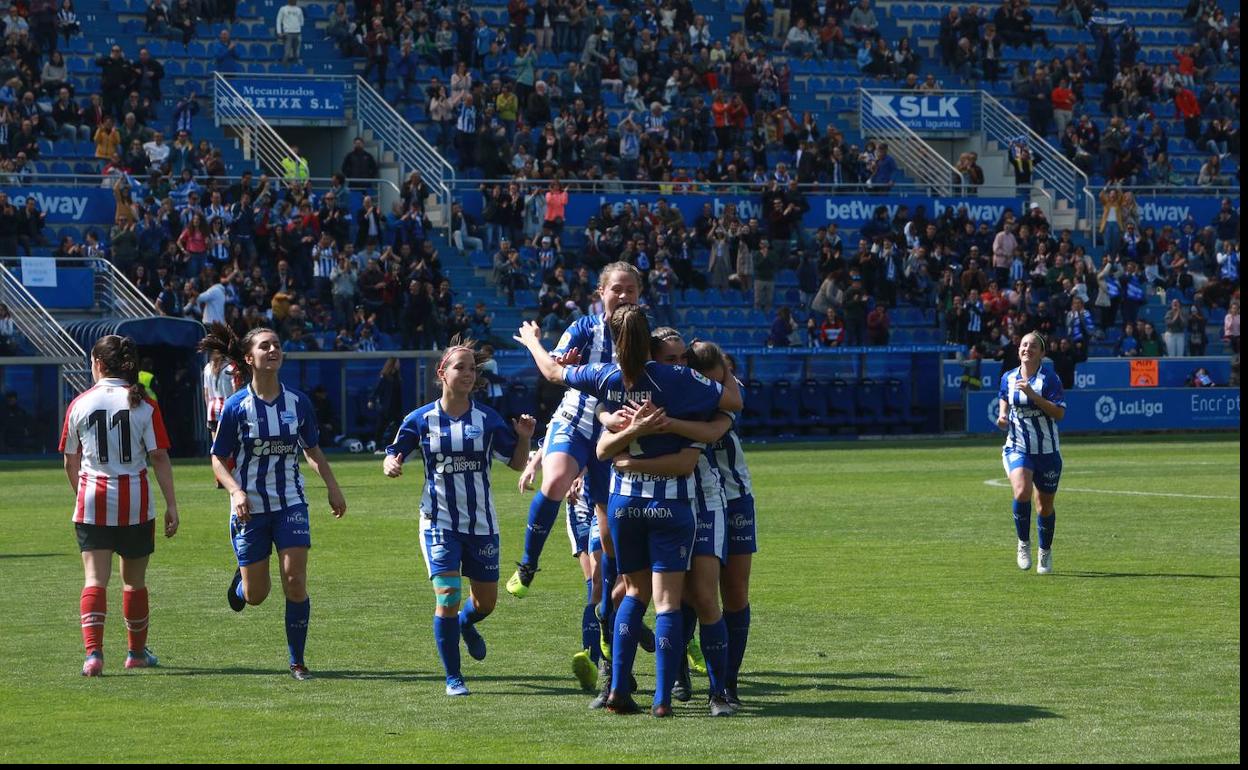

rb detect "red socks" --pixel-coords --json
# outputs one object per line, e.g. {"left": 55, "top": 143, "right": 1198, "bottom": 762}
{"left": 123, "top": 588, "right": 150, "bottom": 654}
{"left": 80, "top": 587, "right": 107, "bottom": 655}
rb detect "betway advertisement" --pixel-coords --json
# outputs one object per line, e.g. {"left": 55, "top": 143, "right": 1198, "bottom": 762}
{"left": 464, "top": 192, "right": 1023, "bottom": 230}
{"left": 965, "top": 387, "right": 1240, "bottom": 433}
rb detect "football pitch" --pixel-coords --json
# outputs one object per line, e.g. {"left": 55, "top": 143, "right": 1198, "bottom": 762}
{"left": 0, "top": 435, "right": 1239, "bottom": 763}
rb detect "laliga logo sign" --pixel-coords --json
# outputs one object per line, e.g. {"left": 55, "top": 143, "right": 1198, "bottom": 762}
{"left": 1094, "top": 396, "right": 1118, "bottom": 424}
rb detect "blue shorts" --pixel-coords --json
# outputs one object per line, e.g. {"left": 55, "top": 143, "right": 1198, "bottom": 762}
{"left": 230, "top": 504, "right": 311, "bottom": 567}
{"left": 725, "top": 495, "right": 758, "bottom": 556}
{"left": 693, "top": 498, "right": 727, "bottom": 564}
{"left": 1003, "top": 448, "right": 1064, "bottom": 494}
{"left": 588, "top": 514, "right": 602, "bottom": 555}
{"left": 607, "top": 494, "right": 696, "bottom": 575}
{"left": 566, "top": 501, "right": 595, "bottom": 556}
{"left": 544, "top": 419, "right": 611, "bottom": 506}
{"left": 420, "top": 519, "right": 500, "bottom": 582}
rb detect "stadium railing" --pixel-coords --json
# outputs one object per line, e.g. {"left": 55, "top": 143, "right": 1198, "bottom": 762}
{"left": 212, "top": 73, "right": 302, "bottom": 180}
{"left": 858, "top": 87, "right": 964, "bottom": 197}
{"left": 214, "top": 73, "right": 456, "bottom": 230}
{"left": 0, "top": 264, "right": 91, "bottom": 393}
{"left": 979, "top": 90, "right": 1093, "bottom": 239}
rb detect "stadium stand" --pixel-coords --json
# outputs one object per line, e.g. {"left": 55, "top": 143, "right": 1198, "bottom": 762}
{"left": 0, "top": 0, "right": 1239, "bottom": 442}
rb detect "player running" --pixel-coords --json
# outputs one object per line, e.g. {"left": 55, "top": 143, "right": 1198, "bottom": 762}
{"left": 201, "top": 323, "right": 348, "bottom": 680}
{"left": 383, "top": 341, "right": 535, "bottom": 696}
{"left": 515, "top": 307, "right": 742, "bottom": 717}
{"left": 60, "top": 335, "right": 179, "bottom": 676}
{"left": 996, "top": 332, "right": 1067, "bottom": 575}
{"left": 506, "top": 263, "right": 641, "bottom": 602}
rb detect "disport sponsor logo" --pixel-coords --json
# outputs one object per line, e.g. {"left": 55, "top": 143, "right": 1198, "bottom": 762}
{"left": 434, "top": 453, "right": 484, "bottom": 474}
{"left": 478, "top": 543, "right": 499, "bottom": 559}
{"left": 728, "top": 514, "right": 754, "bottom": 530}
{"left": 697, "top": 519, "right": 714, "bottom": 531}
{"left": 251, "top": 438, "right": 298, "bottom": 456}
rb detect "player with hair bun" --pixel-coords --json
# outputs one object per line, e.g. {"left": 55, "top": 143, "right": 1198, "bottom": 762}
{"left": 201, "top": 323, "right": 347, "bottom": 680}
{"left": 384, "top": 338, "right": 535, "bottom": 697}
{"left": 997, "top": 332, "right": 1067, "bottom": 574}
{"left": 60, "top": 335, "right": 179, "bottom": 676}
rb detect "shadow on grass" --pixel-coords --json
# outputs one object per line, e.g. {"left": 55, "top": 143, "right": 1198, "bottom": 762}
{"left": 0, "top": 553, "right": 66, "bottom": 559}
{"left": 747, "top": 699, "right": 1061, "bottom": 723}
{"left": 1055, "top": 570, "right": 1238, "bottom": 580}
{"left": 734, "top": 672, "right": 1057, "bottom": 722}
{"left": 157, "top": 667, "right": 584, "bottom": 690}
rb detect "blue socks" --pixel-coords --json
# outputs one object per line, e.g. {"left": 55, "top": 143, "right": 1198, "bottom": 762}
{"left": 433, "top": 615, "right": 462, "bottom": 682}
{"left": 285, "top": 598, "right": 310, "bottom": 666}
{"left": 1038, "top": 512, "right": 1055, "bottom": 550}
{"left": 521, "top": 492, "right": 563, "bottom": 568}
{"left": 582, "top": 580, "right": 600, "bottom": 663}
{"left": 234, "top": 579, "right": 246, "bottom": 603}
{"left": 611, "top": 595, "right": 645, "bottom": 695}
{"left": 599, "top": 556, "right": 617, "bottom": 621}
{"left": 653, "top": 610, "right": 683, "bottom": 709}
{"left": 724, "top": 605, "right": 751, "bottom": 692}
{"left": 458, "top": 596, "right": 486, "bottom": 629}
{"left": 681, "top": 603, "right": 698, "bottom": 648}
{"left": 700, "top": 617, "right": 730, "bottom": 697}
{"left": 1013, "top": 499, "right": 1032, "bottom": 542}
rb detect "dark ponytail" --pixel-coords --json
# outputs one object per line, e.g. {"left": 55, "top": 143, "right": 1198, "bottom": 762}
{"left": 198, "top": 322, "right": 274, "bottom": 382}
{"left": 608, "top": 304, "right": 651, "bottom": 387}
{"left": 683, "top": 340, "right": 726, "bottom": 376}
{"left": 91, "top": 334, "right": 145, "bottom": 407}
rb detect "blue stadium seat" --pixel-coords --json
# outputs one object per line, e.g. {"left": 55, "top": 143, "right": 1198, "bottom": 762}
{"left": 798, "top": 378, "right": 829, "bottom": 430}
{"left": 768, "top": 380, "right": 800, "bottom": 431}
{"left": 740, "top": 379, "right": 772, "bottom": 435}
{"left": 856, "top": 379, "right": 888, "bottom": 430}
{"left": 826, "top": 379, "right": 857, "bottom": 428}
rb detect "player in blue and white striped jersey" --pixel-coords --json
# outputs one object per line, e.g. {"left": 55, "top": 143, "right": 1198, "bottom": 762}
{"left": 508, "top": 263, "right": 641, "bottom": 630}
{"left": 516, "top": 306, "right": 743, "bottom": 718}
{"left": 644, "top": 333, "right": 738, "bottom": 716}
{"left": 203, "top": 324, "right": 348, "bottom": 681}
{"left": 384, "top": 342, "right": 534, "bottom": 696}
{"left": 996, "top": 332, "right": 1067, "bottom": 575}
{"left": 712, "top": 353, "right": 757, "bottom": 707}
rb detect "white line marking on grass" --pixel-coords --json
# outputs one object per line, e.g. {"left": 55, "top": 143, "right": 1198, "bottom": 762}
{"left": 982, "top": 478, "right": 1239, "bottom": 500}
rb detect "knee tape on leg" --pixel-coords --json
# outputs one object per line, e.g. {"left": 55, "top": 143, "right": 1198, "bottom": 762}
{"left": 432, "top": 575, "right": 462, "bottom": 607}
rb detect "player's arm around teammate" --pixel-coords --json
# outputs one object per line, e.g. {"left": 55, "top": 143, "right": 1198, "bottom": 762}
{"left": 505, "top": 263, "right": 643, "bottom": 600}
{"left": 62, "top": 335, "right": 179, "bottom": 676}
{"left": 997, "top": 332, "right": 1066, "bottom": 575}
{"left": 383, "top": 343, "right": 534, "bottom": 696}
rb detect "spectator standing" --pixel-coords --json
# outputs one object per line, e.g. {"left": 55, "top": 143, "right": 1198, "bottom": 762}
{"left": 276, "top": 0, "right": 305, "bottom": 65}
{"left": 341, "top": 137, "right": 379, "bottom": 188}
{"left": 213, "top": 29, "right": 242, "bottom": 75}
{"left": 1163, "top": 299, "right": 1189, "bottom": 357}
{"left": 1222, "top": 298, "right": 1239, "bottom": 356}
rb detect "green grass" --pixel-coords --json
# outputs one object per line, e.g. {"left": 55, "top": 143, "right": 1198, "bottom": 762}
{"left": 0, "top": 435, "right": 1240, "bottom": 762}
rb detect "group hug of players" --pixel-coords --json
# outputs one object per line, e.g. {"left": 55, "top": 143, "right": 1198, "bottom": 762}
{"left": 59, "top": 262, "right": 1066, "bottom": 717}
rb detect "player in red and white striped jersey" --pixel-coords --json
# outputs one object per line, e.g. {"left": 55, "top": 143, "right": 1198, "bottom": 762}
{"left": 202, "top": 351, "right": 238, "bottom": 433}
{"left": 59, "top": 335, "right": 180, "bottom": 677}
